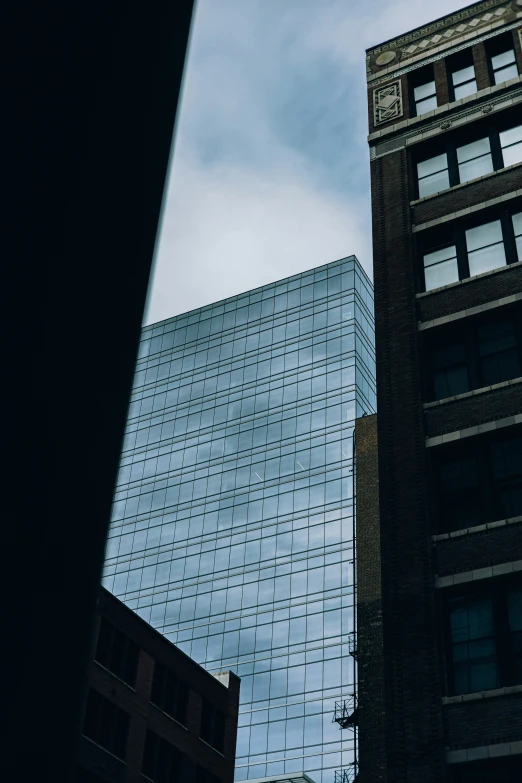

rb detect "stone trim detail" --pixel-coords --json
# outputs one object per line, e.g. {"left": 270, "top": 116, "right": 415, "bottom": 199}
{"left": 443, "top": 683, "right": 522, "bottom": 705}
{"left": 446, "top": 739, "right": 522, "bottom": 764}
{"left": 423, "top": 377, "right": 522, "bottom": 410}
{"left": 416, "top": 264, "right": 522, "bottom": 306}
{"left": 373, "top": 80, "right": 403, "bottom": 126}
{"left": 432, "top": 515, "right": 522, "bottom": 542}
{"left": 411, "top": 182, "right": 522, "bottom": 228}
{"left": 369, "top": 81, "right": 522, "bottom": 153}
{"left": 435, "top": 559, "right": 522, "bottom": 587}
{"left": 425, "top": 413, "right": 522, "bottom": 448}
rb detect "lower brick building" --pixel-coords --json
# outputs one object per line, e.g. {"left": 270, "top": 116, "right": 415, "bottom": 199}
{"left": 358, "top": 2, "right": 522, "bottom": 782}
{"left": 76, "top": 587, "right": 240, "bottom": 783}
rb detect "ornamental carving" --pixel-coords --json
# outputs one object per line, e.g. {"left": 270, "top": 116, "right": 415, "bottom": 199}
{"left": 367, "top": 0, "right": 511, "bottom": 76}
{"left": 373, "top": 81, "right": 403, "bottom": 126}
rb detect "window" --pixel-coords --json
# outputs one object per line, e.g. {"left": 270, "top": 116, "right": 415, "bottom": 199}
{"left": 417, "top": 153, "right": 449, "bottom": 198}
{"left": 200, "top": 699, "right": 226, "bottom": 753}
{"left": 465, "top": 219, "right": 506, "bottom": 276}
{"left": 413, "top": 79, "right": 437, "bottom": 116}
{"left": 451, "top": 63, "right": 477, "bottom": 100}
{"left": 423, "top": 245, "right": 458, "bottom": 291}
{"left": 94, "top": 618, "right": 139, "bottom": 687}
{"left": 449, "top": 596, "right": 498, "bottom": 694}
{"left": 415, "top": 123, "right": 522, "bottom": 199}
{"left": 447, "top": 582, "right": 522, "bottom": 696}
{"left": 433, "top": 429, "right": 522, "bottom": 532}
{"left": 456, "top": 137, "right": 493, "bottom": 183}
{"left": 421, "top": 209, "right": 521, "bottom": 291}
{"left": 500, "top": 125, "right": 522, "bottom": 167}
{"left": 82, "top": 689, "right": 130, "bottom": 760}
{"left": 143, "top": 730, "right": 193, "bottom": 783}
{"left": 490, "top": 435, "right": 522, "bottom": 519}
{"left": 431, "top": 341, "right": 469, "bottom": 400}
{"left": 437, "top": 455, "right": 481, "bottom": 532}
{"left": 478, "top": 319, "right": 521, "bottom": 386}
{"left": 508, "top": 587, "right": 522, "bottom": 681}
{"left": 514, "top": 211, "right": 522, "bottom": 259}
{"left": 151, "top": 661, "right": 189, "bottom": 725}
{"left": 425, "top": 308, "right": 522, "bottom": 402}
{"left": 491, "top": 47, "right": 518, "bottom": 85}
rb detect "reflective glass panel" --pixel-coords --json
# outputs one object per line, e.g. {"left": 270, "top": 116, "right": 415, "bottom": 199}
{"left": 500, "top": 125, "right": 522, "bottom": 168}
{"left": 466, "top": 220, "right": 506, "bottom": 277}
{"left": 513, "top": 212, "right": 522, "bottom": 260}
{"left": 417, "top": 153, "right": 449, "bottom": 197}
{"left": 423, "top": 246, "right": 459, "bottom": 290}
{"left": 457, "top": 137, "right": 493, "bottom": 183}
{"left": 492, "top": 49, "right": 518, "bottom": 84}
{"left": 103, "top": 257, "right": 375, "bottom": 783}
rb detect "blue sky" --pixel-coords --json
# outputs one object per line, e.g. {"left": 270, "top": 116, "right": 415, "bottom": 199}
{"left": 145, "top": 0, "right": 471, "bottom": 325}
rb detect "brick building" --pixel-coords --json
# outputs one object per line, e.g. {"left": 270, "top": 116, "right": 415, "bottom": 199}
{"left": 76, "top": 587, "right": 240, "bottom": 783}
{"left": 357, "top": 2, "right": 522, "bottom": 782}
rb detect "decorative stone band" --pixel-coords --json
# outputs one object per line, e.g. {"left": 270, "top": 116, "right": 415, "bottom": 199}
{"left": 367, "top": 0, "right": 510, "bottom": 75}
{"left": 446, "top": 738, "right": 522, "bottom": 765}
{"left": 369, "top": 82, "right": 522, "bottom": 157}
{"left": 373, "top": 80, "right": 403, "bottom": 126}
{"left": 368, "top": 18, "right": 522, "bottom": 88}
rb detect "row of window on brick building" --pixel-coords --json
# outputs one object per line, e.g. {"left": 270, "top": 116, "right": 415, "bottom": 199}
{"left": 82, "top": 617, "right": 226, "bottom": 782}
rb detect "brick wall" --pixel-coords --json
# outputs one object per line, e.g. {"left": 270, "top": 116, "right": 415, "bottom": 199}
{"left": 371, "top": 146, "right": 446, "bottom": 783}
{"left": 423, "top": 381, "right": 522, "bottom": 437}
{"left": 443, "top": 692, "right": 522, "bottom": 750}
{"left": 473, "top": 42, "right": 490, "bottom": 92}
{"left": 412, "top": 165, "right": 522, "bottom": 226}
{"left": 417, "top": 264, "right": 522, "bottom": 323}
{"left": 79, "top": 589, "right": 240, "bottom": 783}
{"left": 355, "top": 414, "right": 387, "bottom": 783}
{"left": 434, "top": 520, "right": 522, "bottom": 577}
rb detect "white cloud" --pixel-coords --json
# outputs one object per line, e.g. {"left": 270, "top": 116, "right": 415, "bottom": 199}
{"left": 144, "top": 0, "right": 472, "bottom": 324}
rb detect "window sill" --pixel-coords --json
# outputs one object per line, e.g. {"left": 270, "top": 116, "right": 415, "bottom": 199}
{"left": 432, "top": 514, "right": 522, "bottom": 541}
{"left": 81, "top": 735, "right": 128, "bottom": 764}
{"left": 435, "top": 558, "right": 522, "bottom": 588}
{"left": 410, "top": 160, "right": 522, "bottom": 206}
{"left": 198, "top": 737, "right": 225, "bottom": 757}
{"left": 423, "top": 376, "right": 522, "bottom": 409}
{"left": 442, "top": 683, "right": 522, "bottom": 705}
{"left": 149, "top": 702, "right": 188, "bottom": 730}
{"left": 416, "top": 259, "right": 522, "bottom": 298}
{"left": 93, "top": 661, "right": 137, "bottom": 692}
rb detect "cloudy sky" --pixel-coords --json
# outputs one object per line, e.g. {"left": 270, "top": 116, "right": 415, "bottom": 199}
{"left": 144, "top": 0, "right": 471, "bottom": 325}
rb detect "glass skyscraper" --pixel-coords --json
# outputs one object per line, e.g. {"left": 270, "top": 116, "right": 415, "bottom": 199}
{"left": 102, "top": 256, "right": 375, "bottom": 782}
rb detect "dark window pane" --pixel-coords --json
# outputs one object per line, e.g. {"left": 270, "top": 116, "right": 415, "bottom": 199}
{"left": 508, "top": 588, "right": 522, "bottom": 683}
{"left": 450, "top": 597, "right": 498, "bottom": 694}
{"left": 94, "top": 618, "right": 139, "bottom": 687}
{"left": 438, "top": 455, "right": 480, "bottom": 531}
{"left": 490, "top": 436, "right": 522, "bottom": 518}
{"left": 82, "top": 689, "right": 130, "bottom": 760}
{"left": 151, "top": 661, "right": 189, "bottom": 726}
{"left": 200, "top": 699, "right": 226, "bottom": 753}
{"left": 479, "top": 320, "right": 520, "bottom": 386}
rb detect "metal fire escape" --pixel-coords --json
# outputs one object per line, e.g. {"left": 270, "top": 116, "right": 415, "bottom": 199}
{"left": 332, "top": 428, "right": 359, "bottom": 782}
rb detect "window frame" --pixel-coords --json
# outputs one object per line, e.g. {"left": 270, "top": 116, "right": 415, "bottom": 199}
{"left": 409, "top": 64, "right": 438, "bottom": 118}
{"left": 486, "top": 31, "right": 519, "bottom": 87}
{"left": 430, "top": 426, "right": 522, "bottom": 534}
{"left": 82, "top": 688, "right": 130, "bottom": 761}
{"left": 150, "top": 659, "right": 190, "bottom": 726}
{"left": 94, "top": 617, "right": 140, "bottom": 688}
{"left": 443, "top": 577, "right": 522, "bottom": 697}
{"left": 447, "top": 50, "right": 478, "bottom": 102}
{"left": 413, "top": 117, "right": 522, "bottom": 201}
{"left": 418, "top": 204, "right": 521, "bottom": 293}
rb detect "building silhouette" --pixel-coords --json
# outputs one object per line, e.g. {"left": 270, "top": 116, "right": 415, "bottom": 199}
{"left": 357, "top": 1, "right": 522, "bottom": 781}
{"left": 102, "top": 257, "right": 375, "bottom": 781}
{"left": 77, "top": 587, "right": 240, "bottom": 783}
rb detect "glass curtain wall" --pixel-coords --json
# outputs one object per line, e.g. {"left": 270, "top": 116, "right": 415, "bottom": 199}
{"left": 102, "top": 256, "right": 376, "bottom": 782}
